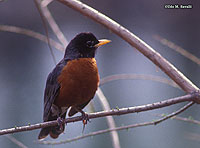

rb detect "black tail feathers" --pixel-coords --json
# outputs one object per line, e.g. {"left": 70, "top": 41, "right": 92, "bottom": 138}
{"left": 38, "top": 113, "right": 66, "bottom": 140}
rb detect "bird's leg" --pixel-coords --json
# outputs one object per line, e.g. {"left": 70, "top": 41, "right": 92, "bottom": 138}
{"left": 56, "top": 107, "right": 67, "bottom": 131}
{"left": 80, "top": 110, "right": 90, "bottom": 124}
{"left": 74, "top": 107, "right": 90, "bottom": 132}
{"left": 57, "top": 117, "right": 65, "bottom": 131}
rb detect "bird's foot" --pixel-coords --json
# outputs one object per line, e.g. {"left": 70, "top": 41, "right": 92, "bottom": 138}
{"left": 74, "top": 107, "right": 90, "bottom": 124}
{"left": 74, "top": 107, "right": 90, "bottom": 132}
{"left": 78, "top": 110, "right": 90, "bottom": 133}
{"left": 81, "top": 112, "right": 89, "bottom": 133}
{"left": 57, "top": 117, "right": 65, "bottom": 131}
{"left": 81, "top": 111, "right": 90, "bottom": 125}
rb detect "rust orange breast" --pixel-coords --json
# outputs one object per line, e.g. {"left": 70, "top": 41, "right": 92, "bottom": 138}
{"left": 54, "top": 58, "right": 99, "bottom": 107}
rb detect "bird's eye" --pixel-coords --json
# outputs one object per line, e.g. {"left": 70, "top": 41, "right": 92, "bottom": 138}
{"left": 86, "top": 41, "right": 94, "bottom": 47}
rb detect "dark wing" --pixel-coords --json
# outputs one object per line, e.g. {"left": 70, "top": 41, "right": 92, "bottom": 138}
{"left": 43, "top": 59, "right": 67, "bottom": 121}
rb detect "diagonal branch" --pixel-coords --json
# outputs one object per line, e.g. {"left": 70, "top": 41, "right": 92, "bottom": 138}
{"left": 6, "top": 135, "right": 28, "bottom": 148}
{"left": 57, "top": 0, "right": 198, "bottom": 93}
{"left": 154, "top": 101, "right": 194, "bottom": 125}
{"left": 34, "top": 0, "right": 57, "bottom": 65}
{"left": 0, "top": 92, "right": 199, "bottom": 136}
{"left": 172, "top": 116, "right": 200, "bottom": 125}
{"left": 41, "top": 0, "right": 54, "bottom": 7}
{"left": 153, "top": 35, "right": 200, "bottom": 66}
{"left": 39, "top": 1, "right": 68, "bottom": 47}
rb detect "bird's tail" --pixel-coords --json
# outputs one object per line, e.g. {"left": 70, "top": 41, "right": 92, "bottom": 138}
{"left": 38, "top": 112, "right": 66, "bottom": 140}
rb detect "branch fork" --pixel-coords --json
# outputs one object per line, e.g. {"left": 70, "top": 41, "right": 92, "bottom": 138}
{"left": 191, "top": 90, "right": 200, "bottom": 104}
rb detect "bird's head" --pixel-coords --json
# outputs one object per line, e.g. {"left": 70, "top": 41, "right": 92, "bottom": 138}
{"left": 64, "top": 32, "right": 111, "bottom": 60}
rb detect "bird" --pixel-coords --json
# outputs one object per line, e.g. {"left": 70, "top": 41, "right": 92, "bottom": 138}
{"left": 38, "top": 32, "right": 110, "bottom": 140}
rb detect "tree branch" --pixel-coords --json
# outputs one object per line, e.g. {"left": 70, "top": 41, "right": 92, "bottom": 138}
{"left": 96, "top": 89, "right": 120, "bottom": 148}
{"left": 153, "top": 35, "right": 200, "bottom": 66}
{"left": 0, "top": 92, "right": 199, "bottom": 136}
{"left": 41, "top": 0, "right": 53, "bottom": 7}
{"left": 100, "top": 74, "right": 179, "bottom": 89}
{"left": 57, "top": 0, "right": 198, "bottom": 93}
{"left": 38, "top": 121, "right": 155, "bottom": 145}
{"left": 34, "top": 0, "right": 57, "bottom": 65}
{"left": 38, "top": 101, "right": 194, "bottom": 145}
{"left": 154, "top": 101, "right": 194, "bottom": 125}
{"left": 39, "top": 1, "right": 68, "bottom": 47}
{"left": 1, "top": 0, "right": 199, "bottom": 144}
{"left": 0, "top": 24, "right": 65, "bottom": 51}
{"left": 172, "top": 116, "right": 200, "bottom": 125}
{"left": 6, "top": 135, "right": 28, "bottom": 148}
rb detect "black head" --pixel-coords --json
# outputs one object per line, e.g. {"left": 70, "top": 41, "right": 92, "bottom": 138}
{"left": 64, "top": 32, "right": 110, "bottom": 60}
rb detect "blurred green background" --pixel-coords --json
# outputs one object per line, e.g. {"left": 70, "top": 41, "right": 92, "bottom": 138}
{"left": 0, "top": 0, "right": 200, "bottom": 147}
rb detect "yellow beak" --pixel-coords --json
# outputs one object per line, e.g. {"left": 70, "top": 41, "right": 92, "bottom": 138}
{"left": 94, "top": 39, "right": 111, "bottom": 48}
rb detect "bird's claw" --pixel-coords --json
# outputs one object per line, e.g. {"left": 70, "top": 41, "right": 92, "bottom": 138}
{"left": 82, "top": 112, "right": 90, "bottom": 125}
{"left": 81, "top": 112, "right": 90, "bottom": 133}
{"left": 57, "top": 117, "right": 65, "bottom": 131}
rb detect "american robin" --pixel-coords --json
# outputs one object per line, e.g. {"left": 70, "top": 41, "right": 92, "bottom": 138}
{"left": 38, "top": 32, "right": 110, "bottom": 139}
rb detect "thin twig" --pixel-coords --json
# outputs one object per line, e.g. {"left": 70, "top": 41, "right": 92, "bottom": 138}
{"left": 155, "top": 115, "right": 200, "bottom": 125}
{"left": 39, "top": 102, "right": 193, "bottom": 145}
{"left": 154, "top": 101, "right": 194, "bottom": 125}
{"left": 171, "top": 116, "right": 200, "bottom": 125}
{"left": 39, "top": 121, "right": 154, "bottom": 145}
{"left": 185, "top": 132, "right": 200, "bottom": 142}
{"left": 153, "top": 35, "right": 200, "bottom": 66}
{"left": 39, "top": 1, "right": 68, "bottom": 47}
{"left": 57, "top": 0, "right": 198, "bottom": 93}
{"left": 34, "top": 0, "right": 57, "bottom": 65}
{"left": 96, "top": 88, "right": 121, "bottom": 148}
{"left": 100, "top": 74, "right": 179, "bottom": 89}
{"left": 0, "top": 25, "right": 65, "bottom": 51}
{"left": 6, "top": 135, "right": 28, "bottom": 148}
{"left": 0, "top": 93, "right": 198, "bottom": 136}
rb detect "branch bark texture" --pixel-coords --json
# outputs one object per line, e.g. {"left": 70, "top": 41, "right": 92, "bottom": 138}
{"left": 0, "top": 92, "right": 198, "bottom": 136}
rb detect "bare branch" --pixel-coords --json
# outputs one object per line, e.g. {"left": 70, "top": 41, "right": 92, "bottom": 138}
{"left": 155, "top": 114, "right": 200, "bottom": 125}
{"left": 39, "top": 102, "right": 193, "bottom": 145}
{"left": 100, "top": 74, "right": 179, "bottom": 89}
{"left": 57, "top": 0, "right": 199, "bottom": 93}
{"left": 39, "top": 121, "right": 155, "bottom": 145}
{"left": 154, "top": 101, "right": 194, "bottom": 125}
{"left": 39, "top": 1, "right": 68, "bottom": 47}
{"left": 172, "top": 116, "right": 200, "bottom": 125}
{"left": 153, "top": 35, "right": 200, "bottom": 66}
{"left": 34, "top": 0, "right": 57, "bottom": 65}
{"left": 96, "top": 89, "right": 121, "bottom": 148}
{"left": 6, "top": 135, "right": 28, "bottom": 148}
{"left": 0, "top": 24, "right": 65, "bottom": 51}
{"left": 185, "top": 132, "right": 200, "bottom": 142}
{"left": 0, "top": 92, "right": 198, "bottom": 136}
{"left": 41, "top": 0, "right": 54, "bottom": 7}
